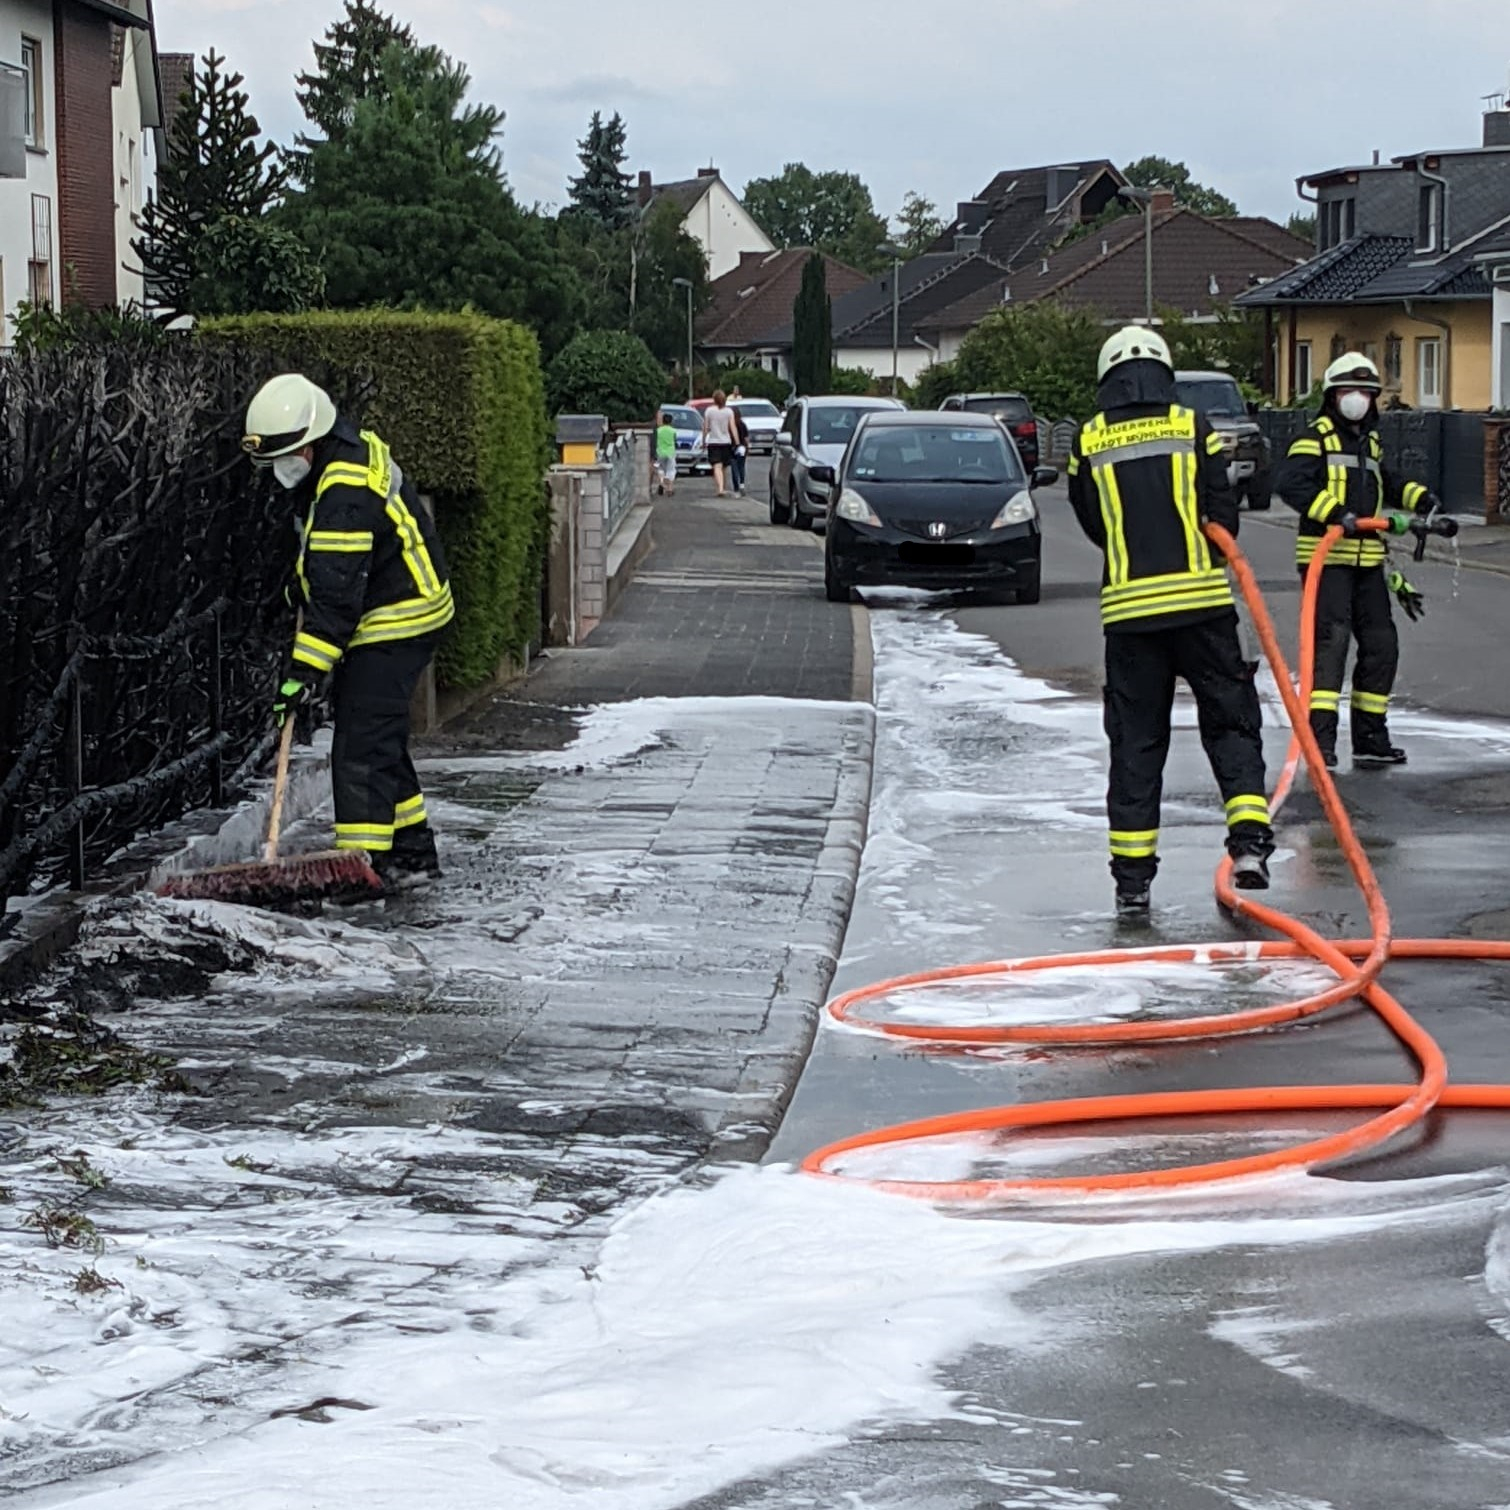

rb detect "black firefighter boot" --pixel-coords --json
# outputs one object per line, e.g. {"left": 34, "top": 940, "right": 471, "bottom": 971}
{"left": 1112, "top": 859, "right": 1155, "bottom": 919}
{"left": 1351, "top": 709, "right": 1406, "bottom": 767}
{"left": 1227, "top": 822, "right": 1274, "bottom": 892}
{"left": 380, "top": 822, "right": 444, "bottom": 887}
{"left": 1309, "top": 709, "right": 1339, "bottom": 770}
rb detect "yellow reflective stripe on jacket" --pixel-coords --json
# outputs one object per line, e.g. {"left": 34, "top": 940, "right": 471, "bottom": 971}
{"left": 1171, "top": 444, "right": 1209, "bottom": 573}
{"left": 1288, "top": 437, "right": 1323, "bottom": 457}
{"left": 348, "top": 583, "right": 456, "bottom": 648}
{"left": 1204, "top": 430, "right": 1224, "bottom": 456}
{"left": 1224, "top": 794, "right": 1271, "bottom": 827}
{"left": 1296, "top": 536, "right": 1387, "bottom": 567}
{"left": 1351, "top": 690, "right": 1390, "bottom": 715}
{"left": 292, "top": 630, "right": 343, "bottom": 673}
{"left": 1109, "top": 829, "right": 1159, "bottom": 858}
{"left": 308, "top": 530, "right": 374, "bottom": 553}
{"left": 1402, "top": 480, "right": 1428, "bottom": 509}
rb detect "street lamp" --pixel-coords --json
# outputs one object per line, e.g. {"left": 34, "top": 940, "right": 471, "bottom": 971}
{"left": 877, "top": 242, "right": 907, "bottom": 396}
{"left": 1117, "top": 186, "right": 1155, "bottom": 325}
{"left": 672, "top": 276, "right": 694, "bottom": 402}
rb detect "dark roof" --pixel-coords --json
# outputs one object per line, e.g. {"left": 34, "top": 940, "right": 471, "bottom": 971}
{"left": 650, "top": 175, "right": 717, "bottom": 215}
{"left": 1236, "top": 234, "right": 1414, "bottom": 306}
{"left": 1225, "top": 216, "right": 1314, "bottom": 260}
{"left": 1472, "top": 219, "right": 1510, "bottom": 261}
{"left": 830, "top": 253, "right": 1017, "bottom": 348}
{"left": 697, "top": 249, "right": 868, "bottom": 348}
{"left": 1238, "top": 223, "right": 1500, "bottom": 306}
{"left": 923, "top": 209, "right": 1307, "bottom": 332}
{"left": 157, "top": 52, "right": 194, "bottom": 145}
{"left": 926, "top": 160, "right": 1126, "bottom": 271}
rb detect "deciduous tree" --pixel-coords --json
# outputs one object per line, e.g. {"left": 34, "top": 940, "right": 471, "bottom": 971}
{"left": 1123, "top": 156, "right": 1238, "bottom": 217}
{"left": 953, "top": 302, "right": 1106, "bottom": 420}
{"left": 744, "top": 164, "right": 890, "bottom": 271}
{"left": 894, "top": 191, "right": 943, "bottom": 257}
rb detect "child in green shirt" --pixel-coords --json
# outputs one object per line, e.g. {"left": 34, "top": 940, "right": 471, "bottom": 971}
{"left": 654, "top": 413, "right": 678, "bottom": 496}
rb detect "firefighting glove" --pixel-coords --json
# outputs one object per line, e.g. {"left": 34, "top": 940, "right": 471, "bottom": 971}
{"left": 273, "top": 676, "right": 317, "bottom": 728}
{"left": 1387, "top": 570, "right": 1425, "bottom": 623}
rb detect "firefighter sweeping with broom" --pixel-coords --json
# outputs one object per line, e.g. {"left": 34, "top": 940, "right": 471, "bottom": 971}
{"left": 245, "top": 373, "right": 452, "bottom": 891}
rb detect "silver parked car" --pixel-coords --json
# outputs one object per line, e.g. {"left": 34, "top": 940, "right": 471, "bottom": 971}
{"left": 730, "top": 397, "right": 784, "bottom": 455}
{"left": 769, "top": 395, "right": 907, "bottom": 530}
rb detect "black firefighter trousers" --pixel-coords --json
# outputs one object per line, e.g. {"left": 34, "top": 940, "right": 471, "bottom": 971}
{"left": 330, "top": 632, "right": 442, "bottom": 858}
{"left": 1303, "top": 563, "right": 1398, "bottom": 755}
{"left": 1104, "top": 612, "right": 1273, "bottom": 890}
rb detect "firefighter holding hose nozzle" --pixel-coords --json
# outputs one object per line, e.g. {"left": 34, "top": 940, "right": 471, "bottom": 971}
{"left": 1276, "top": 352, "right": 1457, "bottom": 769}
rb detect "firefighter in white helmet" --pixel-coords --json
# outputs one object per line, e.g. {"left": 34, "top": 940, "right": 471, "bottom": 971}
{"left": 1276, "top": 352, "right": 1455, "bottom": 767}
{"left": 243, "top": 373, "right": 454, "bottom": 886}
{"left": 1066, "top": 326, "right": 1274, "bottom": 917}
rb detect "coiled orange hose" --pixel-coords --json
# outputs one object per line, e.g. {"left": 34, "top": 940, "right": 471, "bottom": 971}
{"left": 801, "top": 522, "right": 1510, "bottom": 1199}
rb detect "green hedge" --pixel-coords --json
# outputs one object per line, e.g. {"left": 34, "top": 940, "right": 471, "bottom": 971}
{"left": 546, "top": 329, "right": 665, "bottom": 423}
{"left": 200, "top": 310, "right": 550, "bottom": 690}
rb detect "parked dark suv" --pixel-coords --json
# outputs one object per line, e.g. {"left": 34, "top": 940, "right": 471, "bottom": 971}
{"left": 1173, "top": 370, "right": 1270, "bottom": 510}
{"left": 939, "top": 392, "right": 1039, "bottom": 470}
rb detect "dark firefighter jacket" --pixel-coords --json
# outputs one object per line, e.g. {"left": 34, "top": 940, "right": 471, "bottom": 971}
{"left": 1276, "top": 415, "right": 1432, "bottom": 569}
{"left": 289, "top": 419, "right": 454, "bottom": 677}
{"left": 1067, "top": 381, "right": 1239, "bottom": 634}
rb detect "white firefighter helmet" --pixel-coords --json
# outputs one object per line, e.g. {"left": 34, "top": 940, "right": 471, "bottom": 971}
{"left": 1097, "top": 324, "right": 1173, "bottom": 381}
{"left": 1322, "top": 351, "right": 1382, "bottom": 393}
{"left": 242, "top": 374, "right": 337, "bottom": 463}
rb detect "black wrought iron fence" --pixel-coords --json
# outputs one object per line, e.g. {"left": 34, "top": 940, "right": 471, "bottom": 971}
{"left": 0, "top": 334, "right": 304, "bottom": 904}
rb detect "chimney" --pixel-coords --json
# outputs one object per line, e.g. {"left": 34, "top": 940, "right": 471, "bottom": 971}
{"left": 637, "top": 169, "right": 653, "bottom": 207}
{"left": 1485, "top": 108, "right": 1510, "bottom": 148}
{"left": 1150, "top": 187, "right": 1176, "bottom": 216}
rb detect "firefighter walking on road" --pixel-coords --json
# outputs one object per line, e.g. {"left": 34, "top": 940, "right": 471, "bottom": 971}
{"left": 243, "top": 374, "right": 454, "bottom": 888}
{"left": 1067, "top": 326, "right": 1275, "bottom": 916}
{"left": 1276, "top": 352, "right": 1456, "bottom": 768}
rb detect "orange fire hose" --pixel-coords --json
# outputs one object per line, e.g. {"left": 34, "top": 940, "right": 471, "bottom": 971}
{"left": 801, "top": 520, "right": 1510, "bottom": 1200}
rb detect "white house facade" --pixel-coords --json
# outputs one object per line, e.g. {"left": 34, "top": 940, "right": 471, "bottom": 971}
{"left": 636, "top": 168, "right": 774, "bottom": 281}
{"left": 0, "top": 0, "right": 62, "bottom": 333}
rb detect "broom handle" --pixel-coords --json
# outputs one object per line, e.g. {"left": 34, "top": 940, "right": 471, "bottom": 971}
{"left": 264, "top": 714, "right": 297, "bottom": 863}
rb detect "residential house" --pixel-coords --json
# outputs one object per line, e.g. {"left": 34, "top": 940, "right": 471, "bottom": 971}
{"left": 1236, "top": 106, "right": 1510, "bottom": 409}
{"left": 0, "top": 0, "right": 166, "bottom": 338}
{"left": 1476, "top": 217, "right": 1510, "bottom": 408}
{"left": 633, "top": 167, "right": 774, "bottom": 280}
{"left": 695, "top": 248, "right": 870, "bottom": 380}
{"left": 916, "top": 196, "right": 1309, "bottom": 358}
{"left": 810, "top": 160, "right": 1131, "bottom": 384}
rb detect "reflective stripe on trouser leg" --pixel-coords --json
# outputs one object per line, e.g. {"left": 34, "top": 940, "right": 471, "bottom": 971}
{"left": 393, "top": 793, "right": 428, "bottom": 830}
{"left": 1350, "top": 690, "right": 1389, "bottom": 716}
{"left": 1224, "top": 794, "right": 1271, "bottom": 829}
{"left": 335, "top": 823, "right": 394, "bottom": 852}
{"left": 1309, "top": 688, "right": 1341, "bottom": 713}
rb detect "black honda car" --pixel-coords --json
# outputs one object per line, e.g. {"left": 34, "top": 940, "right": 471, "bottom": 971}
{"left": 821, "top": 411, "right": 1056, "bottom": 604}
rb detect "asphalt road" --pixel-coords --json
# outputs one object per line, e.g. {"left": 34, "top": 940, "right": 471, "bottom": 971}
{"left": 756, "top": 467, "right": 1510, "bottom": 1509}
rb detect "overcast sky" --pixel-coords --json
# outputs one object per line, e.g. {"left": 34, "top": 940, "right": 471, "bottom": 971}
{"left": 162, "top": 0, "right": 1510, "bottom": 230}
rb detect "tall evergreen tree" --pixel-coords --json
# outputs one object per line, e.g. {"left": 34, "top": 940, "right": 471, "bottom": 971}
{"left": 792, "top": 253, "right": 832, "bottom": 396}
{"left": 568, "top": 110, "right": 632, "bottom": 227}
{"left": 289, "top": 0, "right": 416, "bottom": 183}
{"left": 133, "top": 50, "right": 308, "bottom": 318}
{"left": 279, "top": 44, "right": 581, "bottom": 353}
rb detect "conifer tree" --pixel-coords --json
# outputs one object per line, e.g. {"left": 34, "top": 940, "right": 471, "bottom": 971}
{"left": 792, "top": 253, "right": 832, "bottom": 396}
{"left": 568, "top": 111, "right": 632, "bottom": 227}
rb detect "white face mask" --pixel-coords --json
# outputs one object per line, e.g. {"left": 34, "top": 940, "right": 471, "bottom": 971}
{"left": 1336, "top": 390, "right": 1373, "bottom": 423}
{"left": 272, "top": 453, "right": 312, "bottom": 490}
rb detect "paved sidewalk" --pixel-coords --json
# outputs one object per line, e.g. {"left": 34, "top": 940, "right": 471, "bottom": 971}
{"left": 0, "top": 469, "right": 874, "bottom": 1495}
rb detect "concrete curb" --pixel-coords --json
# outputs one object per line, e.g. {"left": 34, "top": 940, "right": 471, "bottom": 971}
{"left": 606, "top": 504, "right": 654, "bottom": 613}
{"left": 709, "top": 706, "right": 877, "bottom": 1165}
{"left": 710, "top": 607, "right": 878, "bottom": 1166}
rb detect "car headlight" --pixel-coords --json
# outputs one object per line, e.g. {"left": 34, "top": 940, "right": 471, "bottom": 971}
{"left": 835, "top": 489, "right": 881, "bottom": 526}
{"left": 990, "top": 491, "right": 1037, "bottom": 529}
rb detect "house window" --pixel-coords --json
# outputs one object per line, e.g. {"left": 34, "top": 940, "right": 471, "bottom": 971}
{"left": 1416, "top": 336, "right": 1443, "bottom": 408}
{"left": 1294, "top": 340, "right": 1313, "bottom": 398}
{"left": 1384, "top": 334, "right": 1403, "bottom": 387}
{"left": 1361, "top": 341, "right": 1380, "bottom": 368}
{"left": 28, "top": 193, "right": 51, "bottom": 308}
{"left": 1319, "top": 197, "right": 1356, "bottom": 251}
{"left": 1329, "top": 333, "right": 1347, "bottom": 361}
{"left": 20, "top": 36, "right": 41, "bottom": 148}
{"left": 1417, "top": 185, "right": 1442, "bottom": 252}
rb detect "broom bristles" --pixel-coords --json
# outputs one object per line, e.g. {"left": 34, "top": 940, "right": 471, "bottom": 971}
{"left": 157, "top": 848, "right": 382, "bottom": 906}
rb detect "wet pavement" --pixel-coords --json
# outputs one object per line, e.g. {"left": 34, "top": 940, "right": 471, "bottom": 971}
{"left": 6, "top": 465, "right": 1510, "bottom": 1506}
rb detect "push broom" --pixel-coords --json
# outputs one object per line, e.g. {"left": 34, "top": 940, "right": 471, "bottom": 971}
{"left": 157, "top": 705, "right": 382, "bottom": 907}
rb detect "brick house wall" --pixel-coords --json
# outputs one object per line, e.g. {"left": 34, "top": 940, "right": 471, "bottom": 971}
{"left": 52, "top": 1, "right": 116, "bottom": 308}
